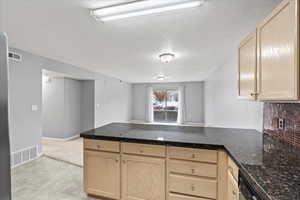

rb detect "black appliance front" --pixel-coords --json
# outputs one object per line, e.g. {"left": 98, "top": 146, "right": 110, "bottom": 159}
{"left": 239, "top": 171, "right": 261, "bottom": 200}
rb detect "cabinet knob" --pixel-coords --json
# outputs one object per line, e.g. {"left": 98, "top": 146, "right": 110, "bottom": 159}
{"left": 228, "top": 166, "right": 233, "bottom": 174}
{"left": 122, "top": 160, "right": 126, "bottom": 164}
{"left": 115, "top": 159, "right": 119, "bottom": 163}
{"left": 96, "top": 145, "right": 101, "bottom": 149}
{"left": 192, "top": 154, "right": 196, "bottom": 159}
{"left": 139, "top": 149, "right": 144, "bottom": 153}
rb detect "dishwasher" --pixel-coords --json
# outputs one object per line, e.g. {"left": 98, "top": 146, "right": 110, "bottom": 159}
{"left": 239, "top": 171, "right": 261, "bottom": 200}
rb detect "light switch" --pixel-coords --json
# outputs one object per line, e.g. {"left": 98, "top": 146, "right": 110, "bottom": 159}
{"left": 31, "top": 105, "right": 38, "bottom": 111}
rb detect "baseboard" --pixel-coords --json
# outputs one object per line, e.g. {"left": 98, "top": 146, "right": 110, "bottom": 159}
{"left": 129, "top": 120, "right": 205, "bottom": 127}
{"left": 11, "top": 145, "right": 43, "bottom": 169}
{"left": 42, "top": 134, "right": 80, "bottom": 141}
{"left": 183, "top": 122, "right": 205, "bottom": 127}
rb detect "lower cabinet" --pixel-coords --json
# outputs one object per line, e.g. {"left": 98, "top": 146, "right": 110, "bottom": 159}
{"left": 121, "top": 154, "right": 165, "bottom": 200}
{"left": 227, "top": 173, "right": 239, "bottom": 200}
{"left": 83, "top": 139, "right": 239, "bottom": 200}
{"left": 227, "top": 157, "right": 239, "bottom": 200}
{"left": 84, "top": 150, "right": 120, "bottom": 199}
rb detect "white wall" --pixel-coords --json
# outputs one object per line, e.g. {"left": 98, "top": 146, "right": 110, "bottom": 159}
{"left": 95, "top": 80, "right": 132, "bottom": 127}
{"left": 204, "top": 55, "right": 264, "bottom": 131}
{"left": 42, "top": 77, "right": 84, "bottom": 139}
{"left": 9, "top": 50, "right": 43, "bottom": 153}
{"left": 64, "top": 78, "right": 82, "bottom": 138}
{"left": 81, "top": 80, "right": 95, "bottom": 132}
{"left": 42, "top": 78, "right": 65, "bottom": 139}
{"left": 131, "top": 82, "right": 205, "bottom": 124}
{"left": 9, "top": 47, "right": 132, "bottom": 153}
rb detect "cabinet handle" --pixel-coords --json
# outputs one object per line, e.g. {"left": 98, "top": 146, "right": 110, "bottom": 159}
{"left": 250, "top": 92, "right": 258, "bottom": 96}
{"left": 139, "top": 149, "right": 144, "bottom": 153}
{"left": 191, "top": 154, "right": 196, "bottom": 159}
{"left": 191, "top": 168, "right": 195, "bottom": 174}
{"left": 228, "top": 166, "right": 233, "bottom": 174}
{"left": 232, "top": 189, "right": 237, "bottom": 196}
{"left": 96, "top": 145, "right": 101, "bottom": 149}
{"left": 191, "top": 184, "right": 195, "bottom": 191}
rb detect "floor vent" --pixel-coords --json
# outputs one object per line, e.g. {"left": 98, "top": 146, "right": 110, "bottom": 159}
{"left": 11, "top": 145, "right": 41, "bottom": 168}
{"left": 8, "top": 51, "right": 22, "bottom": 62}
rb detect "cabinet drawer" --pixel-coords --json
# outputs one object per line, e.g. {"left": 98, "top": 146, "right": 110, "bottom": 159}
{"left": 168, "top": 147, "right": 218, "bottom": 163}
{"left": 228, "top": 156, "right": 239, "bottom": 181}
{"left": 169, "top": 193, "right": 208, "bottom": 200}
{"left": 122, "top": 142, "right": 166, "bottom": 157}
{"left": 169, "top": 160, "right": 217, "bottom": 178}
{"left": 169, "top": 174, "right": 217, "bottom": 199}
{"left": 84, "top": 139, "right": 120, "bottom": 153}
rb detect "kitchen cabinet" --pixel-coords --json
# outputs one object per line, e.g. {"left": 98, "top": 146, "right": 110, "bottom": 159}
{"left": 227, "top": 156, "right": 239, "bottom": 200}
{"left": 83, "top": 139, "right": 237, "bottom": 200}
{"left": 227, "top": 172, "right": 239, "bottom": 200}
{"left": 238, "top": 31, "right": 257, "bottom": 100}
{"left": 167, "top": 147, "right": 220, "bottom": 200}
{"left": 84, "top": 150, "right": 120, "bottom": 199}
{"left": 238, "top": 0, "right": 299, "bottom": 101}
{"left": 228, "top": 156, "right": 239, "bottom": 181}
{"left": 257, "top": 0, "right": 298, "bottom": 100}
{"left": 121, "top": 154, "right": 165, "bottom": 200}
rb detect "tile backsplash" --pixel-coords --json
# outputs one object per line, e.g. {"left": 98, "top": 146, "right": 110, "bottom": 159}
{"left": 263, "top": 103, "right": 300, "bottom": 148}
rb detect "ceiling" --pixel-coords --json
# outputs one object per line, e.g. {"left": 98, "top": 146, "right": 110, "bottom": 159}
{"left": 0, "top": 0, "right": 281, "bottom": 83}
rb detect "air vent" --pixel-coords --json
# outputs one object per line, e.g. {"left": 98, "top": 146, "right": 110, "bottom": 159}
{"left": 11, "top": 145, "right": 40, "bottom": 168}
{"left": 8, "top": 51, "right": 22, "bottom": 62}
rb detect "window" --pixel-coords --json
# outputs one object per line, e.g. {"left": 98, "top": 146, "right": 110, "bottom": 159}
{"left": 152, "top": 89, "right": 179, "bottom": 123}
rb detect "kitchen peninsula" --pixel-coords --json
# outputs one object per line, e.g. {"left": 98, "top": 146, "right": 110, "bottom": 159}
{"left": 80, "top": 123, "right": 300, "bottom": 200}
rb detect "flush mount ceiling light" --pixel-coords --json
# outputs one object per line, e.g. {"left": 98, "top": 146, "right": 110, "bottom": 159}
{"left": 159, "top": 53, "right": 175, "bottom": 63}
{"left": 91, "top": 0, "right": 205, "bottom": 22}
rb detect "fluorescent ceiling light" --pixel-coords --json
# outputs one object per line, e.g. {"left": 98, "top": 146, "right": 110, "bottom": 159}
{"left": 91, "top": 0, "right": 205, "bottom": 22}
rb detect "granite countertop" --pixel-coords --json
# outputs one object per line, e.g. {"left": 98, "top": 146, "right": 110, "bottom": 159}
{"left": 80, "top": 123, "right": 300, "bottom": 200}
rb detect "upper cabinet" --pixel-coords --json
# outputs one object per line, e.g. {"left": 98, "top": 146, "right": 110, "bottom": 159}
{"left": 238, "top": 0, "right": 299, "bottom": 101}
{"left": 238, "top": 32, "right": 257, "bottom": 100}
{"left": 257, "top": 0, "right": 298, "bottom": 101}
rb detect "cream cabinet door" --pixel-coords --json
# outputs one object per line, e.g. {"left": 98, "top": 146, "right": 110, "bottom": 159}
{"left": 84, "top": 150, "right": 120, "bottom": 199}
{"left": 227, "top": 173, "right": 239, "bottom": 200}
{"left": 121, "top": 154, "right": 165, "bottom": 200}
{"left": 257, "top": 0, "right": 298, "bottom": 100}
{"left": 238, "top": 32, "right": 257, "bottom": 100}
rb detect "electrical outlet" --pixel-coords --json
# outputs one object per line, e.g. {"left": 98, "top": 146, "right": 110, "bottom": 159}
{"left": 278, "top": 118, "right": 285, "bottom": 130}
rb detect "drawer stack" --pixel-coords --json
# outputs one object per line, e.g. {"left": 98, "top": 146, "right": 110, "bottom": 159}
{"left": 167, "top": 147, "right": 218, "bottom": 200}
